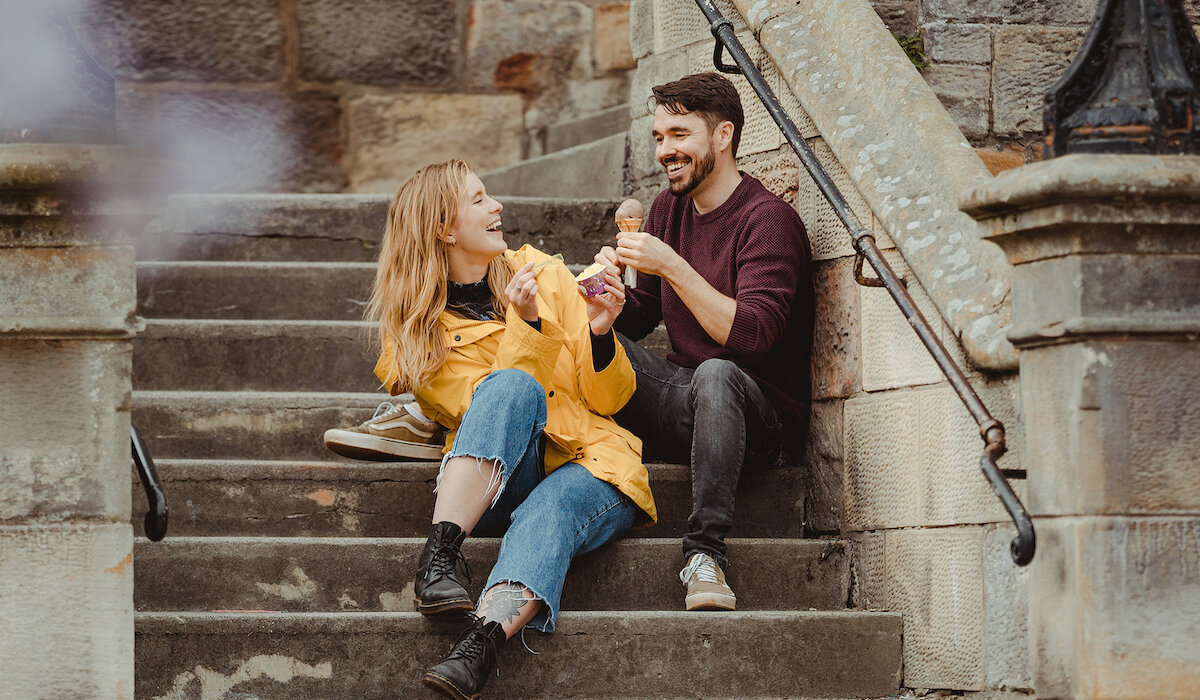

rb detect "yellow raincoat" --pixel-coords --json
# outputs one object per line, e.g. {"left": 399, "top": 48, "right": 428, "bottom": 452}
{"left": 374, "top": 245, "right": 656, "bottom": 524}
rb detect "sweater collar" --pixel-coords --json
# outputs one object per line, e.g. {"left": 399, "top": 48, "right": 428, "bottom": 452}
{"left": 690, "top": 171, "right": 754, "bottom": 223}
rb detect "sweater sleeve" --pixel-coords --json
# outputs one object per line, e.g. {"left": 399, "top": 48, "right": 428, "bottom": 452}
{"left": 724, "top": 200, "right": 810, "bottom": 364}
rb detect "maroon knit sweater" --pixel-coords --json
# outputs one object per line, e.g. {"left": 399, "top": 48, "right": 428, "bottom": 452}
{"left": 615, "top": 174, "right": 814, "bottom": 427}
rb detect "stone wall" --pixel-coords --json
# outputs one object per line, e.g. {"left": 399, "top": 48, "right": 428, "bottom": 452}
{"left": 68, "top": 0, "right": 636, "bottom": 193}
{"left": 629, "top": 0, "right": 1031, "bottom": 693}
{"left": 919, "top": 0, "right": 1200, "bottom": 169}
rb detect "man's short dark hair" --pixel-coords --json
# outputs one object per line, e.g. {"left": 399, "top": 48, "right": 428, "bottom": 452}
{"left": 651, "top": 72, "right": 745, "bottom": 158}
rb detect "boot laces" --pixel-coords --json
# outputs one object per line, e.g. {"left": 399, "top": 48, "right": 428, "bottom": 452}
{"left": 680, "top": 553, "right": 720, "bottom": 585}
{"left": 429, "top": 537, "right": 473, "bottom": 585}
{"left": 447, "top": 617, "right": 501, "bottom": 676}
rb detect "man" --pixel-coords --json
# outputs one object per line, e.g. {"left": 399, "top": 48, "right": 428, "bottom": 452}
{"left": 596, "top": 72, "right": 813, "bottom": 611}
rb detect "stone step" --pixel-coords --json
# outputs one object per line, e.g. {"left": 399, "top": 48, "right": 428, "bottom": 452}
{"left": 131, "top": 459, "right": 805, "bottom": 540}
{"left": 137, "top": 261, "right": 376, "bottom": 320}
{"left": 132, "top": 391, "right": 389, "bottom": 461}
{"left": 536, "top": 104, "right": 631, "bottom": 156}
{"left": 133, "top": 320, "right": 672, "bottom": 392}
{"left": 134, "top": 611, "right": 902, "bottom": 699}
{"left": 481, "top": 133, "right": 627, "bottom": 199}
{"left": 133, "top": 320, "right": 379, "bottom": 392}
{"left": 134, "top": 537, "right": 847, "bottom": 613}
{"left": 138, "top": 193, "right": 621, "bottom": 263}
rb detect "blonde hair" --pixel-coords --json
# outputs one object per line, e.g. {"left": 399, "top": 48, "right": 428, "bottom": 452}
{"left": 367, "top": 159, "right": 514, "bottom": 393}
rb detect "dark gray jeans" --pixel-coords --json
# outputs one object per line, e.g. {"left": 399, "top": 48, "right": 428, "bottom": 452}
{"left": 614, "top": 334, "right": 783, "bottom": 568}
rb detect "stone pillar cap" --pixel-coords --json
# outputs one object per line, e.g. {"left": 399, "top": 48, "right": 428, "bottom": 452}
{"left": 960, "top": 154, "right": 1200, "bottom": 220}
{"left": 0, "top": 143, "right": 159, "bottom": 193}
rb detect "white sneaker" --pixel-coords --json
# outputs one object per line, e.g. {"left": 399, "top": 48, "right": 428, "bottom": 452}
{"left": 679, "top": 552, "right": 737, "bottom": 611}
{"left": 324, "top": 402, "right": 446, "bottom": 461}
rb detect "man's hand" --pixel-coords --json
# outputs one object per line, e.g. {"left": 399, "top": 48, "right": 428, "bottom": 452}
{"left": 505, "top": 261, "right": 540, "bottom": 322}
{"left": 616, "top": 230, "right": 681, "bottom": 279}
{"left": 581, "top": 269, "right": 626, "bottom": 336}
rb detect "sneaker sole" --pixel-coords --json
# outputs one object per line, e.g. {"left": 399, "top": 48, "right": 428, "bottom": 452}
{"left": 415, "top": 596, "right": 475, "bottom": 615}
{"left": 323, "top": 428, "right": 444, "bottom": 461}
{"left": 422, "top": 671, "right": 477, "bottom": 700}
{"left": 685, "top": 592, "right": 737, "bottom": 611}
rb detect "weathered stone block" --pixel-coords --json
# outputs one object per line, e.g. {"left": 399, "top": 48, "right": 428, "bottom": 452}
{"left": 993, "top": 27, "right": 1085, "bottom": 135}
{"left": 630, "top": 51, "right": 688, "bottom": 119}
{"left": 596, "top": 3, "right": 636, "bottom": 71}
{"left": 924, "top": 64, "right": 991, "bottom": 140}
{"left": 466, "top": 0, "right": 589, "bottom": 93}
{"left": 797, "top": 139, "right": 875, "bottom": 261}
{"left": 295, "top": 0, "right": 463, "bottom": 86}
{"left": 811, "top": 256, "right": 862, "bottom": 400}
{"left": 924, "top": 22, "right": 993, "bottom": 64}
{"left": 870, "top": 0, "right": 919, "bottom": 36}
{"left": 0, "top": 341, "right": 132, "bottom": 522}
{"left": 1032, "top": 517, "right": 1200, "bottom": 699}
{"left": 159, "top": 90, "right": 346, "bottom": 193}
{"left": 1021, "top": 340, "right": 1200, "bottom": 516}
{"left": 688, "top": 33, "right": 782, "bottom": 156}
{"left": 0, "top": 246, "right": 135, "bottom": 335}
{"left": 844, "top": 391, "right": 922, "bottom": 530}
{"left": 741, "top": 149, "right": 800, "bottom": 206}
{"left": 344, "top": 92, "right": 524, "bottom": 193}
{"left": 923, "top": 0, "right": 1096, "bottom": 25}
{"left": 629, "top": 113, "right": 663, "bottom": 185}
{"left": 984, "top": 525, "right": 1032, "bottom": 690}
{"left": 1010, "top": 254, "right": 1200, "bottom": 338}
{"left": 848, "top": 530, "right": 887, "bottom": 608}
{"left": 654, "top": 0, "right": 745, "bottom": 53}
{"left": 631, "top": 0, "right": 655, "bottom": 59}
{"left": 0, "top": 524, "right": 133, "bottom": 697}
{"left": 860, "top": 252, "right": 945, "bottom": 392}
{"left": 976, "top": 146, "right": 1026, "bottom": 175}
{"left": 71, "top": 0, "right": 284, "bottom": 82}
{"left": 804, "top": 399, "right": 845, "bottom": 534}
{"left": 525, "top": 75, "right": 629, "bottom": 132}
{"left": 886, "top": 527, "right": 986, "bottom": 690}
{"left": 115, "top": 84, "right": 158, "bottom": 150}
{"left": 918, "top": 381, "right": 1021, "bottom": 526}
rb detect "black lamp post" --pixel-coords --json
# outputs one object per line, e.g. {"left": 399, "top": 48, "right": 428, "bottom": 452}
{"left": 0, "top": 2, "right": 115, "bottom": 143}
{"left": 1044, "top": 0, "right": 1200, "bottom": 156}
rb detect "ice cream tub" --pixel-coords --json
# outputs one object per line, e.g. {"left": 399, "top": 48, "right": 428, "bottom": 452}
{"left": 575, "top": 262, "right": 608, "bottom": 297}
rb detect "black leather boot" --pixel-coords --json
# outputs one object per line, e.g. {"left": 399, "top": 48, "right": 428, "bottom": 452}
{"left": 414, "top": 521, "right": 474, "bottom": 614}
{"left": 422, "top": 617, "right": 507, "bottom": 700}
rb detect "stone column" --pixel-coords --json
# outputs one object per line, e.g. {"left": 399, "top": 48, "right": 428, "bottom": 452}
{"left": 0, "top": 144, "right": 156, "bottom": 698}
{"left": 962, "top": 154, "right": 1200, "bottom": 699}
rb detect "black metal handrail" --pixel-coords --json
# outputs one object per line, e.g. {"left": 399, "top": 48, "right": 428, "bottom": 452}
{"left": 692, "top": 0, "right": 1034, "bottom": 565}
{"left": 132, "top": 424, "right": 168, "bottom": 541}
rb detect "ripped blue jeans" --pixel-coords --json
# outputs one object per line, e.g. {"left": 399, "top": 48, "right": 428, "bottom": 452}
{"left": 439, "top": 368, "right": 638, "bottom": 633}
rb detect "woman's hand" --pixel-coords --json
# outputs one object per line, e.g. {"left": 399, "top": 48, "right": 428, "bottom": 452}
{"left": 594, "top": 245, "right": 623, "bottom": 276}
{"left": 583, "top": 269, "right": 626, "bottom": 336}
{"left": 506, "top": 261, "right": 541, "bottom": 322}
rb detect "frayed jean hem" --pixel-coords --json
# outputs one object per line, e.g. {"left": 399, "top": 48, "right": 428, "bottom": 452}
{"left": 477, "top": 578, "right": 556, "bottom": 634}
{"left": 435, "top": 450, "right": 510, "bottom": 511}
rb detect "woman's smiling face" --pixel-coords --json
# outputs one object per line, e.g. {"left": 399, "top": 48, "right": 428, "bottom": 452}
{"left": 446, "top": 171, "right": 505, "bottom": 265}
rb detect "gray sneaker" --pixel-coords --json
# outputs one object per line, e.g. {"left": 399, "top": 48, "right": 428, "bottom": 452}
{"left": 324, "top": 402, "right": 446, "bottom": 461}
{"left": 680, "top": 552, "right": 737, "bottom": 611}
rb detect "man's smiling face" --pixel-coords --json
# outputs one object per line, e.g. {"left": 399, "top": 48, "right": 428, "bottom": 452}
{"left": 652, "top": 106, "right": 718, "bottom": 196}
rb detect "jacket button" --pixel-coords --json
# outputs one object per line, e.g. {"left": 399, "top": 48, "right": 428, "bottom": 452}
{"left": 548, "top": 391, "right": 555, "bottom": 397}
{"left": 454, "top": 334, "right": 461, "bottom": 341}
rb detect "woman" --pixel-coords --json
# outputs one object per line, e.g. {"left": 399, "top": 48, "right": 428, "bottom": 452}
{"left": 368, "top": 160, "right": 656, "bottom": 699}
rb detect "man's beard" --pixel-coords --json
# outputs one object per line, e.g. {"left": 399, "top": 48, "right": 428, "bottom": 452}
{"left": 665, "top": 143, "right": 716, "bottom": 196}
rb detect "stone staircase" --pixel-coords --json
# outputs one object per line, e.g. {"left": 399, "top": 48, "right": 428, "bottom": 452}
{"left": 129, "top": 123, "right": 902, "bottom": 696}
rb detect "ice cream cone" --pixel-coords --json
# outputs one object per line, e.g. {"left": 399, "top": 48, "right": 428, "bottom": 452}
{"left": 616, "top": 217, "right": 642, "bottom": 232}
